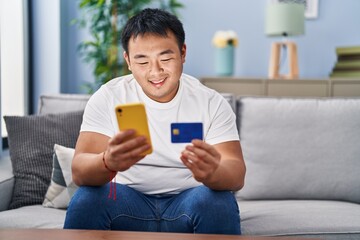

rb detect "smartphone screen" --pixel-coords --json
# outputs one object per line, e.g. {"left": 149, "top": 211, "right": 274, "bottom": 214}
{"left": 115, "top": 103, "right": 153, "bottom": 155}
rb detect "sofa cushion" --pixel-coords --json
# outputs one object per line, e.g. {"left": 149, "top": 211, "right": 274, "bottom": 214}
{"left": 236, "top": 97, "right": 360, "bottom": 203}
{"left": 43, "top": 144, "right": 77, "bottom": 209}
{"left": 4, "top": 111, "right": 83, "bottom": 209}
{"left": 240, "top": 200, "right": 360, "bottom": 239}
{"left": 0, "top": 155, "right": 14, "bottom": 211}
{"left": 38, "top": 94, "right": 90, "bottom": 115}
{"left": 0, "top": 205, "right": 65, "bottom": 229}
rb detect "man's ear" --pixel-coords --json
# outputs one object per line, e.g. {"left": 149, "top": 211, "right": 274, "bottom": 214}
{"left": 123, "top": 51, "right": 131, "bottom": 71}
{"left": 181, "top": 44, "right": 187, "bottom": 64}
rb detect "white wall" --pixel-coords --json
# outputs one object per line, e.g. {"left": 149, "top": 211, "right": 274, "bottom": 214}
{"left": 0, "top": 0, "right": 28, "bottom": 138}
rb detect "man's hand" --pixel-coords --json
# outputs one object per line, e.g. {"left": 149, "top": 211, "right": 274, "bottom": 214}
{"left": 180, "top": 139, "right": 221, "bottom": 183}
{"left": 180, "top": 139, "right": 246, "bottom": 191}
{"left": 104, "top": 129, "right": 151, "bottom": 172}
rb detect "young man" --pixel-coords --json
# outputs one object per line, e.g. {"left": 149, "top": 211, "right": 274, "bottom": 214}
{"left": 64, "top": 8, "right": 246, "bottom": 234}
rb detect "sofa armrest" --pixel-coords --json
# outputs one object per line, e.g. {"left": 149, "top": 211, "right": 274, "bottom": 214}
{"left": 0, "top": 154, "right": 14, "bottom": 211}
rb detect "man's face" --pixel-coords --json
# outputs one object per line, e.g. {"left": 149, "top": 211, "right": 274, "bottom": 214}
{"left": 124, "top": 31, "right": 186, "bottom": 103}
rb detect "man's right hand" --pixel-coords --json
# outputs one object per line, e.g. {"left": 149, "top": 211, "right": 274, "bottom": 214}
{"left": 71, "top": 130, "right": 151, "bottom": 186}
{"left": 104, "top": 129, "right": 151, "bottom": 172}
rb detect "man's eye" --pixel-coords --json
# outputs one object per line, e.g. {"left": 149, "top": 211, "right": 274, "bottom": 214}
{"left": 161, "top": 58, "right": 171, "bottom": 62}
{"left": 138, "top": 62, "right": 148, "bottom": 65}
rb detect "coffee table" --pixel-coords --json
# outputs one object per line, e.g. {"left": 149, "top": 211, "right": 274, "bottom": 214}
{"left": 0, "top": 229, "right": 318, "bottom": 240}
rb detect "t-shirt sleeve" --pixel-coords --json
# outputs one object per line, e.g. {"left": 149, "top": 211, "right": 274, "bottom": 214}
{"left": 205, "top": 94, "right": 240, "bottom": 145}
{"left": 80, "top": 86, "right": 115, "bottom": 138}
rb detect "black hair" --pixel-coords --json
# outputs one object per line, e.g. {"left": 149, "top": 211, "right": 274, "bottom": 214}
{"left": 121, "top": 8, "right": 185, "bottom": 53}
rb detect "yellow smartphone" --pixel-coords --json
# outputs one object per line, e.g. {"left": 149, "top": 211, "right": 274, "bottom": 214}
{"left": 115, "top": 103, "right": 153, "bottom": 155}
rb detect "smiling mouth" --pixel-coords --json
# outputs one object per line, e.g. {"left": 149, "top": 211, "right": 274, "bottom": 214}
{"left": 148, "top": 77, "right": 166, "bottom": 87}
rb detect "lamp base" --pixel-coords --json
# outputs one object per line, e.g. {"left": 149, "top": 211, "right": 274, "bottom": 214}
{"left": 268, "top": 41, "right": 299, "bottom": 79}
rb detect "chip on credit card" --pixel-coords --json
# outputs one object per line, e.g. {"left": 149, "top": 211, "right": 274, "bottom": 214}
{"left": 171, "top": 122, "right": 203, "bottom": 143}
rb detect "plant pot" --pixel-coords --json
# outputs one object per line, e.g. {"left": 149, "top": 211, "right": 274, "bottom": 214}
{"left": 214, "top": 46, "right": 235, "bottom": 76}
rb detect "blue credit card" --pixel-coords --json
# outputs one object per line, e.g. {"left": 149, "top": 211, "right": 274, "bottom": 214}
{"left": 171, "top": 122, "right": 203, "bottom": 143}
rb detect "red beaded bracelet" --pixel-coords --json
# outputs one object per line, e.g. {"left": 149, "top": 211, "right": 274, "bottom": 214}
{"left": 102, "top": 151, "right": 116, "bottom": 173}
{"left": 102, "top": 151, "right": 117, "bottom": 200}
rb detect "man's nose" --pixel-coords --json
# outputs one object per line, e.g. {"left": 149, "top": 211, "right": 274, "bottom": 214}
{"left": 150, "top": 61, "right": 164, "bottom": 74}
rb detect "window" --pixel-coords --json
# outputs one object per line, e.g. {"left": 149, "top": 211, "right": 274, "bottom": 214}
{"left": 0, "top": 0, "right": 29, "bottom": 152}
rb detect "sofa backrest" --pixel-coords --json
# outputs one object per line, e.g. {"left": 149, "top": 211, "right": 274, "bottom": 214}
{"left": 38, "top": 93, "right": 235, "bottom": 113}
{"left": 235, "top": 97, "right": 360, "bottom": 204}
{"left": 38, "top": 94, "right": 91, "bottom": 115}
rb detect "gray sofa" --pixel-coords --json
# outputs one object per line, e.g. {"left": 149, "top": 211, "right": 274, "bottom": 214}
{"left": 0, "top": 93, "right": 360, "bottom": 239}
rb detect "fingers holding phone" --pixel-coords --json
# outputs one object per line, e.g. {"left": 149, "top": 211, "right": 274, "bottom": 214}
{"left": 104, "top": 103, "right": 153, "bottom": 172}
{"left": 115, "top": 103, "right": 153, "bottom": 155}
{"left": 105, "top": 129, "right": 151, "bottom": 172}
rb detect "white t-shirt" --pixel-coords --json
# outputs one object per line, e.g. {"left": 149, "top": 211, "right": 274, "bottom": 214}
{"left": 81, "top": 73, "right": 239, "bottom": 194}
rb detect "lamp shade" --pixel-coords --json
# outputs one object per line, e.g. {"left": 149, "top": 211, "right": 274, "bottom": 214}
{"left": 266, "top": 3, "right": 305, "bottom": 37}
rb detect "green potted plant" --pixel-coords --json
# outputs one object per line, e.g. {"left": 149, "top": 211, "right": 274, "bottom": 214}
{"left": 75, "top": 0, "right": 184, "bottom": 93}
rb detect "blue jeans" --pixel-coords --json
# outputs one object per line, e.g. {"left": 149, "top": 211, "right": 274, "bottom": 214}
{"left": 64, "top": 184, "right": 241, "bottom": 234}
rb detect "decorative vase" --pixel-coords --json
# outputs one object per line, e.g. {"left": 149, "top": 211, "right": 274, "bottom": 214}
{"left": 215, "top": 45, "right": 235, "bottom": 76}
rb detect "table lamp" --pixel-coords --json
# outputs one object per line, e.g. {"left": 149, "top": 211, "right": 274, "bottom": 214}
{"left": 266, "top": 3, "right": 305, "bottom": 79}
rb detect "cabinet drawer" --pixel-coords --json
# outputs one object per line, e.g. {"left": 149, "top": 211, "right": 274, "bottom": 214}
{"left": 332, "top": 80, "right": 360, "bottom": 97}
{"left": 201, "top": 78, "right": 265, "bottom": 96}
{"left": 267, "top": 80, "right": 328, "bottom": 97}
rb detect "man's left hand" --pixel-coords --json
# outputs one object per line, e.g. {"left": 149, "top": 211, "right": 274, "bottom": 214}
{"left": 180, "top": 139, "right": 221, "bottom": 183}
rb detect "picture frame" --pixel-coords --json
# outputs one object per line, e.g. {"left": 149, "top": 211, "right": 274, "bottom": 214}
{"left": 303, "top": 0, "right": 319, "bottom": 19}
{"left": 270, "top": 0, "right": 319, "bottom": 19}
